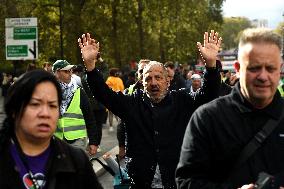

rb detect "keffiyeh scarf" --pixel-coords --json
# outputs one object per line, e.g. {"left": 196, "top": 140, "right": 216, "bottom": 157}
{"left": 59, "top": 79, "right": 78, "bottom": 116}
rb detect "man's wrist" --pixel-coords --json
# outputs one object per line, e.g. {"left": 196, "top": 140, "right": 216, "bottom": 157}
{"left": 85, "top": 59, "right": 97, "bottom": 72}
{"left": 205, "top": 66, "right": 217, "bottom": 71}
{"left": 204, "top": 60, "right": 216, "bottom": 68}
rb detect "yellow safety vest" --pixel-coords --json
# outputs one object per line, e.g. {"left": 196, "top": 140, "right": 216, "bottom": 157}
{"left": 278, "top": 84, "right": 284, "bottom": 97}
{"left": 127, "top": 84, "right": 135, "bottom": 95}
{"left": 54, "top": 88, "right": 87, "bottom": 140}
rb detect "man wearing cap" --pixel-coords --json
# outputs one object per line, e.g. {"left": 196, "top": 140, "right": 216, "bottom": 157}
{"left": 190, "top": 74, "right": 202, "bottom": 93}
{"left": 184, "top": 73, "right": 203, "bottom": 97}
{"left": 52, "top": 60, "right": 99, "bottom": 155}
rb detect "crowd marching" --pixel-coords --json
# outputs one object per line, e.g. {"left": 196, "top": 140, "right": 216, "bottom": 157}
{"left": 0, "top": 27, "right": 283, "bottom": 189}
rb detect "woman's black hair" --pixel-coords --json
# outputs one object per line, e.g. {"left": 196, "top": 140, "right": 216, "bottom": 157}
{"left": 0, "top": 69, "right": 62, "bottom": 146}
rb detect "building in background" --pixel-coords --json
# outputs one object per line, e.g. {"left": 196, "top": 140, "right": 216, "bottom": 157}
{"left": 251, "top": 19, "right": 268, "bottom": 28}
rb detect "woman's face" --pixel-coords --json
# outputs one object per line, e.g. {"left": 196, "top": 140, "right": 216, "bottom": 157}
{"left": 15, "top": 81, "right": 59, "bottom": 143}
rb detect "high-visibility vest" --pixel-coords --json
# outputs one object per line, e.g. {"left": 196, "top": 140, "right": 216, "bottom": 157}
{"left": 278, "top": 84, "right": 284, "bottom": 97}
{"left": 127, "top": 84, "right": 135, "bottom": 95}
{"left": 54, "top": 88, "right": 87, "bottom": 140}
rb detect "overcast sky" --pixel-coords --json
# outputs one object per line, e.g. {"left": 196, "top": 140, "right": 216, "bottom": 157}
{"left": 223, "top": 0, "right": 284, "bottom": 29}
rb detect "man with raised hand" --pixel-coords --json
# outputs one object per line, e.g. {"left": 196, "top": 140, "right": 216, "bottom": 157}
{"left": 78, "top": 31, "right": 221, "bottom": 188}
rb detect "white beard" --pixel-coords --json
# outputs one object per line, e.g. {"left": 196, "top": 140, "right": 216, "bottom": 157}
{"left": 146, "top": 89, "right": 168, "bottom": 104}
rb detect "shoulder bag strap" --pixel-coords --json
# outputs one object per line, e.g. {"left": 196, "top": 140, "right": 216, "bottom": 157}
{"left": 232, "top": 110, "right": 284, "bottom": 171}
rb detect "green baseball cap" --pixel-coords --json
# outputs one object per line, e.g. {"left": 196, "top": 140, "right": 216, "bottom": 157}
{"left": 52, "top": 60, "right": 75, "bottom": 72}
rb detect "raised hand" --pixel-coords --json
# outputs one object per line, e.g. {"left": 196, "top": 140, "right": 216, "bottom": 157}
{"left": 78, "top": 33, "right": 100, "bottom": 71}
{"left": 238, "top": 184, "right": 254, "bottom": 189}
{"left": 197, "top": 30, "right": 222, "bottom": 68}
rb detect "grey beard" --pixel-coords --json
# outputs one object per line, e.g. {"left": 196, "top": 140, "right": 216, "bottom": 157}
{"left": 146, "top": 90, "right": 168, "bottom": 104}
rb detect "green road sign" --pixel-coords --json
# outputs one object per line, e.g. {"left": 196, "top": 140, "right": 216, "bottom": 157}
{"left": 7, "top": 45, "right": 28, "bottom": 57}
{"left": 14, "top": 27, "right": 36, "bottom": 40}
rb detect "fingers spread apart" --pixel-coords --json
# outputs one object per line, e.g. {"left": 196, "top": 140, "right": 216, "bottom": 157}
{"left": 78, "top": 33, "right": 99, "bottom": 49}
{"left": 203, "top": 30, "right": 222, "bottom": 46}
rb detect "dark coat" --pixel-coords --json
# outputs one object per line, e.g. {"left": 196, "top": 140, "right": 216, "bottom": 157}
{"left": 219, "top": 81, "right": 232, "bottom": 97}
{"left": 86, "top": 67, "right": 220, "bottom": 188}
{"left": 169, "top": 72, "right": 186, "bottom": 91}
{"left": 0, "top": 137, "right": 103, "bottom": 189}
{"left": 176, "top": 84, "right": 284, "bottom": 188}
{"left": 81, "top": 74, "right": 106, "bottom": 112}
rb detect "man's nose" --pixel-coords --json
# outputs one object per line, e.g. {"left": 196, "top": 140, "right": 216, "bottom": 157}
{"left": 257, "top": 68, "right": 269, "bottom": 81}
{"left": 150, "top": 78, "right": 158, "bottom": 85}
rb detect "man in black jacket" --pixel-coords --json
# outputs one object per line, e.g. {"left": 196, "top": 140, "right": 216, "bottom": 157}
{"left": 81, "top": 73, "right": 106, "bottom": 152}
{"left": 164, "top": 61, "right": 186, "bottom": 91}
{"left": 117, "top": 59, "right": 150, "bottom": 159}
{"left": 176, "top": 28, "right": 284, "bottom": 189}
{"left": 78, "top": 30, "right": 222, "bottom": 188}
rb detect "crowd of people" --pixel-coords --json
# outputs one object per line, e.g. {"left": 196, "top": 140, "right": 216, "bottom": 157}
{"left": 0, "top": 27, "right": 283, "bottom": 189}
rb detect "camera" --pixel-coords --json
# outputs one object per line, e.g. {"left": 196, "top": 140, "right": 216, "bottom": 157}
{"left": 254, "top": 172, "right": 276, "bottom": 189}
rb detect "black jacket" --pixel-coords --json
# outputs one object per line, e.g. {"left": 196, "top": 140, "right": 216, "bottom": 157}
{"left": 81, "top": 74, "right": 106, "bottom": 112}
{"left": 219, "top": 81, "right": 232, "bottom": 96}
{"left": 169, "top": 72, "right": 186, "bottom": 91}
{"left": 176, "top": 84, "right": 284, "bottom": 189}
{"left": 0, "top": 137, "right": 103, "bottom": 189}
{"left": 86, "top": 67, "right": 220, "bottom": 187}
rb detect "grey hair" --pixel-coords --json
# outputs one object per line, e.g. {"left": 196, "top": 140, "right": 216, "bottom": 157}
{"left": 143, "top": 61, "right": 168, "bottom": 77}
{"left": 238, "top": 28, "right": 283, "bottom": 52}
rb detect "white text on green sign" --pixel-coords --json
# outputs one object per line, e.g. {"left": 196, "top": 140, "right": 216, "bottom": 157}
{"left": 14, "top": 27, "right": 37, "bottom": 40}
{"left": 7, "top": 45, "right": 28, "bottom": 57}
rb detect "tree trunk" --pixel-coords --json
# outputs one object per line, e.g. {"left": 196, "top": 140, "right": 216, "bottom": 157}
{"left": 111, "top": 0, "right": 121, "bottom": 67}
{"left": 137, "top": 0, "right": 144, "bottom": 58}
{"left": 5, "top": 0, "right": 20, "bottom": 75}
{"left": 158, "top": 2, "right": 165, "bottom": 63}
{"left": 64, "top": 0, "right": 86, "bottom": 64}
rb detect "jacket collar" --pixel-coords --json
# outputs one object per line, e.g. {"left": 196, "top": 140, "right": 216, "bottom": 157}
{"left": 47, "top": 137, "right": 76, "bottom": 174}
{"left": 142, "top": 91, "right": 171, "bottom": 108}
{"left": 231, "top": 83, "right": 283, "bottom": 120}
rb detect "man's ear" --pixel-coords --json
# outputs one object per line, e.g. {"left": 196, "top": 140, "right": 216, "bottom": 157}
{"left": 166, "top": 77, "right": 171, "bottom": 87}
